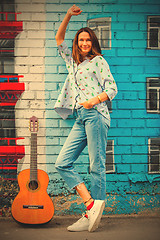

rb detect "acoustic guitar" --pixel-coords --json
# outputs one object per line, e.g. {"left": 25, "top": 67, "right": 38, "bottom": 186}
{"left": 12, "top": 116, "right": 54, "bottom": 224}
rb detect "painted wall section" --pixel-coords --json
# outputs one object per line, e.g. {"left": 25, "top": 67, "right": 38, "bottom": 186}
{"left": 1, "top": 0, "right": 159, "bottom": 218}
{"left": 15, "top": 0, "right": 47, "bottom": 173}
{"left": 0, "top": 0, "right": 47, "bottom": 217}
{"left": 45, "top": 0, "right": 160, "bottom": 215}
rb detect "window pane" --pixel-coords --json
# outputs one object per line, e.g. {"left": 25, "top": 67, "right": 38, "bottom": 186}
{"left": 106, "top": 144, "right": 112, "bottom": 151}
{"left": 150, "top": 164, "right": 159, "bottom": 172}
{"left": 0, "top": 75, "right": 18, "bottom": 83}
{"left": 106, "top": 154, "right": 113, "bottom": 164}
{"left": 9, "top": 139, "right": 16, "bottom": 146}
{"left": 3, "top": 59, "right": 14, "bottom": 74}
{"left": 0, "top": 13, "right": 4, "bottom": 21}
{"left": 0, "top": 39, "right": 14, "bottom": 57}
{"left": 149, "top": 29, "right": 158, "bottom": 47}
{"left": 101, "top": 29, "right": 110, "bottom": 48}
{"left": 0, "top": 106, "right": 15, "bottom": 119}
{"left": 0, "top": 58, "right": 14, "bottom": 74}
{"left": 150, "top": 138, "right": 160, "bottom": 147}
{"left": 150, "top": 153, "right": 159, "bottom": 172}
{"left": 9, "top": 76, "right": 18, "bottom": 82}
{"left": 1, "top": 1, "right": 15, "bottom": 18}
{"left": 2, "top": 119, "right": 15, "bottom": 128}
{"left": 149, "top": 138, "right": 160, "bottom": 173}
{"left": 7, "top": 13, "right": 15, "bottom": 21}
{"left": 3, "top": 129, "right": 15, "bottom": 138}
{"left": 150, "top": 17, "right": 160, "bottom": 28}
{"left": 106, "top": 164, "right": 114, "bottom": 172}
{"left": 0, "top": 39, "right": 14, "bottom": 49}
{"left": 0, "top": 76, "right": 7, "bottom": 82}
{"left": 88, "top": 22, "right": 96, "bottom": 28}
{"left": 149, "top": 79, "right": 160, "bottom": 88}
{"left": 106, "top": 154, "right": 114, "bottom": 172}
{"left": 106, "top": 140, "right": 114, "bottom": 172}
{"left": 149, "top": 89, "right": 157, "bottom": 110}
{"left": 0, "top": 107, "right": 15, "bottom": 139}
{"left": 0, "top": 139, "right": 8, "bottom": 146}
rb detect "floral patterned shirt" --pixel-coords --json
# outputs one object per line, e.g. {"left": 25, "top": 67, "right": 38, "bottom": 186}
{"left": 54, "top": 41, "right": 118, "bottom": 126}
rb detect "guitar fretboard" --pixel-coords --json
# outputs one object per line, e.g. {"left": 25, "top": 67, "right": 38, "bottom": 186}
{"left": 30, "top": 132, "right": 37, "bottom": 182}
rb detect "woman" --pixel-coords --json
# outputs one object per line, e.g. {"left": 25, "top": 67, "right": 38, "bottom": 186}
{"left": 54, "top": 5, "right": 117, "bottom": 232}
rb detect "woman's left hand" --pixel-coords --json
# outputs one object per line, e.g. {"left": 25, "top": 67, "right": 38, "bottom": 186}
{"left": 79, "top": 100, "right": 94, "bottom": 109}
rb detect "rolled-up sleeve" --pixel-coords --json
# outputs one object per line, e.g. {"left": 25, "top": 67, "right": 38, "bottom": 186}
{"left": 58, "top": 41, "right": 73, "bottom": 70}
{"left": 97, "top": 56, "right": 118, "bottom": 101}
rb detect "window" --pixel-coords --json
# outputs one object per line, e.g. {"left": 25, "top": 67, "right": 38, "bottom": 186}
{"left": 106, "top": 140, "right": 115, "bottom": 173}
{"left": 0, "top": 58, "right": 14, "bottom": 74}
{"left": 0, "top": 39, "right": 14, "bottom": 74}
{"left": 148, "top": 138, "right": 160, "bottom": 173}
{"left": 88, "top": 140, "right": 115, "bottom": 174}
{"left": 87, "top": 17, "right": 111, "bottom": 49}
{"left": 0, "top": 0, "right": 15, "bottom": 13}
{"left": 147, "top": 16, "right": 160, "bottom": 49}
{"left": 0, "top": 106, "right": 15, "bottom": 139}
{"left": 146, "top": 78, "right": 160, "bottom": 113}
{"left": 0, "top": 39, "right": 14, "bottom": 57}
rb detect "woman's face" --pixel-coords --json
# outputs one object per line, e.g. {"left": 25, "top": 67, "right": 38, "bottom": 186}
{"left": 78, "top": 31, "right": 92, "bottom": 55}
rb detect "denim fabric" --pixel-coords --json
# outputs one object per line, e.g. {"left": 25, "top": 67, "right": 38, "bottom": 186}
{"left": 55, "top": 107, "right": 109, "bottom": 200}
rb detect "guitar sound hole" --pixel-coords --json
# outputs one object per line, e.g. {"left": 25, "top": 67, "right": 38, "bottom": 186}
{"left": 29, "top": 180, "right": 38, "bottom": 190}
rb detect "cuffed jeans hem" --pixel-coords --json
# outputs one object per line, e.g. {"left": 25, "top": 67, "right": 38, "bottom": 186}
{"left": 55, "top": 167, "right": 85, "bottom": 191}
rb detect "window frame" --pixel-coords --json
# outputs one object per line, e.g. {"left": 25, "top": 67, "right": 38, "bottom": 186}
{"left": 106, "top": 139, "right": 115, "bottom": 173}
{"left": 0, "top": 106, "right": 16, "bottom": 138}
{"left": 147, "top": 16, "right": 160, "bottom": 50}
{"left": 148, "top": 138, "right": 160, "bottom": 174}
{"left": 87, "top": 17, "right": 111, "bottom": 50}
{"left": 0, "top": 58, "right": 14, "bottom": 74}
{"left": 146, "top": 77, "right": 160, "bottom": 114}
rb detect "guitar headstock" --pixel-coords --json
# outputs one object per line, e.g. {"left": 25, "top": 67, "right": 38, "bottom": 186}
{"left": 29, "top": 116, "right": 39, "bottom": 133}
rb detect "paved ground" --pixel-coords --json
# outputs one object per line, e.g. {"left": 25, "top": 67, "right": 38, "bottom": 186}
{"left": 0, "top": 215, "right": 160, "bottom": 240}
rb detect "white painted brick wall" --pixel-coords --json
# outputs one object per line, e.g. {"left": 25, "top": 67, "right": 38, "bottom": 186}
{"left": 15, "top": 0, "right": 46, "bottom": 172}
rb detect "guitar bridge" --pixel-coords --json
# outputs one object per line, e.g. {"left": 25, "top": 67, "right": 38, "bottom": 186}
{"left": 23, "top": 205, "right": 44, "bottom": 209}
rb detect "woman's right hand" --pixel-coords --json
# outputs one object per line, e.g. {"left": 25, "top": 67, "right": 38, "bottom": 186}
{"left": 55, "top": 5, "right": 82, "bottom": 46}
{"left": 67, "top": 5, "right": 82, "bottom": 16}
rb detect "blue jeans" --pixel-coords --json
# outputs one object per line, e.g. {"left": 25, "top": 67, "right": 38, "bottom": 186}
{"left": 55, "top": 107, "right": 109, "bottom": 200}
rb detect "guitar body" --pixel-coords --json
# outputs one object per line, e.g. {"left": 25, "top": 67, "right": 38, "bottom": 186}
{"left": 12, "top": 169, "right": 54, "bottom": 224}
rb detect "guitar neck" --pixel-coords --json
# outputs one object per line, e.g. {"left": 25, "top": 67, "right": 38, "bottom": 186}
{"left": 30, "top": 132, "right": 38, "bottom": 181}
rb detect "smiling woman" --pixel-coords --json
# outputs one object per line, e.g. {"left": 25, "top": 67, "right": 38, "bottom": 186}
{"left": 72, "top": 27, "right": 102, "bottom": 64}
{"left": 54, "top": 4, "right": 117, "bottom": 233}
{"left": 78, "top": 32, "right": 92, "bottom": 55}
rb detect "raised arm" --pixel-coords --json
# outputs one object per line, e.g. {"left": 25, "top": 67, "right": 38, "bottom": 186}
{"left": 55, "top": 5, "right": 82, "bottom": 46}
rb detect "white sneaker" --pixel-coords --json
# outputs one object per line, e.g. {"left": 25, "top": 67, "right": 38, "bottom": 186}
{"left": 67, "top": 214, "right": 89, "bottom": 232}
{"left": 88, "top": 200, "right": 105, "bottom": 232}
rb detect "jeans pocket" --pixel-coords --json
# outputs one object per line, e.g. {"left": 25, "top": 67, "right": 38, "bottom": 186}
{"left": 99, "top": 113, "right": 109, "bottom": 130}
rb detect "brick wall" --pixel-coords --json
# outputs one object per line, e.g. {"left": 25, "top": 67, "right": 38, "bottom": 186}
{"left": 15, "top": 0, "right": 47, "bottom": 173}
{"left": 45, "top": 0, "right": 160, "bottom": 215}
{"left": 0, "top": 0, "right": 159, "bottom": 217}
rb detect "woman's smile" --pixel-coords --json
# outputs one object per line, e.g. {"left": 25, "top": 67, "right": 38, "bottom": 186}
{"left": 78, "top": 32, "right": 92, "bottom": 55}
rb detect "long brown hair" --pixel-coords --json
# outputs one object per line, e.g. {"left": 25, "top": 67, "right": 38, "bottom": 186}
{"left": 72, "top": 27, "right": 102, "bottom": 64}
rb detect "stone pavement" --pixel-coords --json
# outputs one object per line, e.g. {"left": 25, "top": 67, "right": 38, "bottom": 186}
{"left": 0, "top": 215, "right": 160, "bottom": 240}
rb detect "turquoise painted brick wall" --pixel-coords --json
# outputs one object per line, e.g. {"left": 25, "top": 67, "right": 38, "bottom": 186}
{"left": 45, "top": 0, "right": 160, "bottom": 215}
